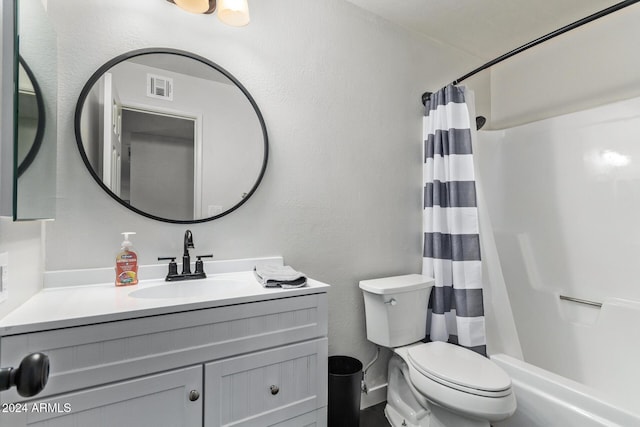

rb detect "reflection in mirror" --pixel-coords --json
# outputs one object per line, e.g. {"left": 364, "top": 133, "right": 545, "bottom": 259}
{"left": 15, "top": 0, "right": 57, "bottom": 220}
{"left": 75, "top": 49, "right": 268, "bottom": 223}
{"left": 17, "top": 57, "right": 45, "bottom": 178}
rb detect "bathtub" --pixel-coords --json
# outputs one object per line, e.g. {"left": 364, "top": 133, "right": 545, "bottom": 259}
{"left": 490, "top": 354, "right": 640, "bottom": 427}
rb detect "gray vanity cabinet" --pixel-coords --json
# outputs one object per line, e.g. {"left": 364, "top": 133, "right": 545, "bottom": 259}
{"left": 0, "top": 293, "right": 329, "bottom": 427}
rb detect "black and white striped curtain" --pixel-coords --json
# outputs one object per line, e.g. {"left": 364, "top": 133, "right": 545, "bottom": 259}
{"left": 422, "top": 85, "right": 486, "bottom": 355}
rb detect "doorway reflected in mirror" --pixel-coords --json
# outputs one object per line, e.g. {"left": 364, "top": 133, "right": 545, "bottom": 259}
{"left": 75, "top": 48, "right": 268, "bottom": 223}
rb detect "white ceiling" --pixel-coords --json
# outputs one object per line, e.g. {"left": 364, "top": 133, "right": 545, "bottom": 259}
{"left": 344, "top": 0, "right": 621, "bottom": 61}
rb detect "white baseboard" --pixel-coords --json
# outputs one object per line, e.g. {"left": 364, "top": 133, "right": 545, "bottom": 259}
{"left": 360, "top": 383, "right": 387, "bottom": 409}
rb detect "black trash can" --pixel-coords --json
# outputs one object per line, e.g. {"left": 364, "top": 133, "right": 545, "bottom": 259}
{"left": 328, "top": 355, "right": 363, "bottom": 427}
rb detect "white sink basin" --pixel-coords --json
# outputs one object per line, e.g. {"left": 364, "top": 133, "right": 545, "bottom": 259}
{"left": 128, "top": 278, "right": 251, "bottom": 299}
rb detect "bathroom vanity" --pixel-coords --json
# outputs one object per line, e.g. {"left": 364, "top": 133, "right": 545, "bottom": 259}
{"left": 0, "top": 260, "right": 329, "bottom": 427}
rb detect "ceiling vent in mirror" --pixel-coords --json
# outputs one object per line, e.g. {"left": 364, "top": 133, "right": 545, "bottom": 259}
{"left": 147, "top": 74, "right": 173, "bottom": 101}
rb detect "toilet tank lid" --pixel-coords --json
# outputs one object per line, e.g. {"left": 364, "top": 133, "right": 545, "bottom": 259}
{"left": 359, "top": 274, "right": 434, "bottom": 295}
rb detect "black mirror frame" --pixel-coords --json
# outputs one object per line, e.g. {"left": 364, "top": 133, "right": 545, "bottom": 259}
{"left": 16, "top": 55, "right": 46, "bottom": 178}
{"left": 73, "top": 47, "right": 268, "bottom": 224}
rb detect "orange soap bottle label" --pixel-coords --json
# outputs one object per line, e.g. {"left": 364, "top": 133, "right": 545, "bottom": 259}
{"left": 115, "top": 250, "right": 138, "bottom": 286}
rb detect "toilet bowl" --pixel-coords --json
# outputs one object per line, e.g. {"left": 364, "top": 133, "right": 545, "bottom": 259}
{"left": 359, "top": 274, "right": 516, "bottom": 427}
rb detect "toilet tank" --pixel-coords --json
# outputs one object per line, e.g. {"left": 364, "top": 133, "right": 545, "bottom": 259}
{"left": 359, "top": 274, "right": 434, "bottom": 348}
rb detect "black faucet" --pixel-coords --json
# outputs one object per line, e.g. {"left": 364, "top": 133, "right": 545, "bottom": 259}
{"left": 182, "top": 230, "right": 194, "bottom": 275}
{"left": 158, "top": 230, "right": 213, "bottom": 282}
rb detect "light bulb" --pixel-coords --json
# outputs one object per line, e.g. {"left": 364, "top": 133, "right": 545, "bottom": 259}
{"left": 174, "top": 0, "right": 210, "bottom": 14}
{"left": 217, "top": 0, "right": 250, "bottom": 27}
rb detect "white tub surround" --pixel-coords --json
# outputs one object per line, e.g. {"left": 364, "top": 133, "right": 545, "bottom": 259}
{"left": 476, "top": 96, "right": 640, "bottom": 417}
{"left": 0, "top": 257, "right": 329, "bottom": 427}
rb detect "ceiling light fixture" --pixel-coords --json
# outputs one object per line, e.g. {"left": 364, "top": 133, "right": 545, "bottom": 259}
{"left": 167, "top": 0, "right": 250, "bottom": 27}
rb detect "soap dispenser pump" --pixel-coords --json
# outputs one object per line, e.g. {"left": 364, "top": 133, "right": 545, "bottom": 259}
{"left": 115, "top": 232, "right": 139, "bottom": 286}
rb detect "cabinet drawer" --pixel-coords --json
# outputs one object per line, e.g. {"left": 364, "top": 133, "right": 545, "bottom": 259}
{"left": 204, "top": 338, "right": 328, "bottom": 427}
{"left": 0, "top": 293, "right": 327, "bottom": 402}
{"left": 270, "top": 408, "right": 327, "bottom": 427}
{"left": 0, "top": 365, "right": 202, "bottom": 427}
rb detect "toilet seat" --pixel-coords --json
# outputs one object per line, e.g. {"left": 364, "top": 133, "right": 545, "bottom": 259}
{"left": 396, "top": 343, "right": 517, "bottom": 423}
{"left": 407, "top": 342, "right": 512, "bottom": 398}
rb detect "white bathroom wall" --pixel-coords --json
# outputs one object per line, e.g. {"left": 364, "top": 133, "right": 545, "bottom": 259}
{"left": 476, "top": 95, "right": 640, "bottom": 414}
{"left": 0, "top": 219, "right": 44, "bottom": 319}
{"left": 490, "top": 3, "right": 640, "bottom": 129}
{"left": 43, "top": 0, "right": 480, "bottom": 394}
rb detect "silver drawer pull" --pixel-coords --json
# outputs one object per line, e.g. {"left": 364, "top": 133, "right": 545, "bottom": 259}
{"left": 188, "top": 390, "right": 200, "bottom": 401}
{"left": 270, "top": 385, "right": 280, "bottom": 395}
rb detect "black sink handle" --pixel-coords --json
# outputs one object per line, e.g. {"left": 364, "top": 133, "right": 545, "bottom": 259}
{"left": 158, "top": 257, "right": 179, "bottom": 277}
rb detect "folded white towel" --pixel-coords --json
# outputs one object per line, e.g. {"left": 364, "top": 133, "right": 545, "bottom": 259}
{"left": 254, "top": 265, "right": 307, "bottom": 288}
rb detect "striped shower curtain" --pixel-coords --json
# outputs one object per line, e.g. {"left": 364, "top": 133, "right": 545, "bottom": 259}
{"left": 422, "top": 84, "right": 486, "bottom": 355}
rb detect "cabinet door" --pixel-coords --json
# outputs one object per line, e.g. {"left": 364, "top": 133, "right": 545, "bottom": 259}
{"left": 205, "top": 338, "right": 328, "bottom": 427}
{"left": 1, "top": 365, "right": 202, "bottom": 427}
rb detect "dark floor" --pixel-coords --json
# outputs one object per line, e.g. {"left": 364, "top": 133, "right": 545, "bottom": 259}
{"left": 360, "top": 402, "right": 391, "bottom": 427}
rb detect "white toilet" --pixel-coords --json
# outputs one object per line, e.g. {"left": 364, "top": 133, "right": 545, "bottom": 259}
{"left": 359, "top": 274, "right": 516, "bottom": 427}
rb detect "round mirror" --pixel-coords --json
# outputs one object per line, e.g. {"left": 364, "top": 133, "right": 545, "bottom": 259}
{"left": 17, "top": 56, "right": 46, "bottom": 178}
{"left": 74, "top": 48, "right": 268, "bottom": 223}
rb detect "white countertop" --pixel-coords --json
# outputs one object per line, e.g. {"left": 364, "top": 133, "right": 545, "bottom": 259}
{"left": 0, "top": 269, "right": 330, "bottom": 337}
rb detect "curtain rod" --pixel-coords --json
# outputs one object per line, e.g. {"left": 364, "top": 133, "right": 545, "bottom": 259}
{"left": 422, "top": 0, "right": 640, "bottom": 104}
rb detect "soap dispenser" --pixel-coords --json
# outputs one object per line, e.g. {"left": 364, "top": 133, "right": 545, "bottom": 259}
{"left": 115, "top": 232, "right": 139, "bottom": 286}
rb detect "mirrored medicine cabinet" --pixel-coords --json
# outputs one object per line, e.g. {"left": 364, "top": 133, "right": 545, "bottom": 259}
{"left": 0, "top": 0, "right": 57, "bottom": 220}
